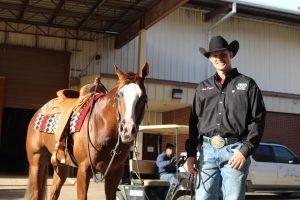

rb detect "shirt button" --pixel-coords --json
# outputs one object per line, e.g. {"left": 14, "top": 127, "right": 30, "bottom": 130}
{"left": 217, "top": 123, "right": 220, "bottom": 126}
{"left": 218, "top": 113, "right": 222, "bottom": 115}
{"left": 221, "top": 92, "right": 224, "bottom": 94}
{"left": 219, "top": 101, "right": 223, "bottom": 104}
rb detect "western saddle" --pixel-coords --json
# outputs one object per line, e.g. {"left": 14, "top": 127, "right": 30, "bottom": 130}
{"left": 47, "top": 77, "right": 107, "bottom": 166}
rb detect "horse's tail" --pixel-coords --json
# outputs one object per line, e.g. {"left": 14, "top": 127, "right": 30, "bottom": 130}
{"left": 24, "top": 165, "right": 48, "bottom": 200}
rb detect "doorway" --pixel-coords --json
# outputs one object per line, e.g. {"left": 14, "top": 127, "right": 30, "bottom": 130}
{"left": 0, "top": 108, "right": 36, "bottom": 175}
{"left": 142, "top": 133, "right": 161, "bottom": 160}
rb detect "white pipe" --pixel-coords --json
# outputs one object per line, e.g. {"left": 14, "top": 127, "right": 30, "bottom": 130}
{"left": 207, "top": 2, "right": 237, "bottom": 77}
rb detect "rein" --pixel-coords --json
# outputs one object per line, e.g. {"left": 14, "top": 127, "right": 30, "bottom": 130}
{"left": 87, "top": 80, "right": 147, "bottom": 182}
{"left": 86, "top": 82, "right": 121, "bottom": 183}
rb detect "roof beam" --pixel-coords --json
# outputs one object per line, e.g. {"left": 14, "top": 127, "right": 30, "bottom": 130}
{"left": 104, "top": 1, "right": 145, "bottom": 12}
{"left": 77, "top": 0, "right": 106, "bottom": 30}
{"left": 204, "top": 3, "right": 232, "bottom": 22}
{"left": 115, "top": 0, "right": 188, "bottom": 49}
{"left": 0, "top": 16, "right": 108, "bottom": 34}
{"left": 105, "top": 0, "right": 143, "bottom": 31}
{"left": 0, "top": 1, "right": 128, "bottom": 24}
{"left": 48, "top": 0, "right": 65, "bottom": 24}
{"left": 17, "top": 0, "right": 29, "bottom": 20}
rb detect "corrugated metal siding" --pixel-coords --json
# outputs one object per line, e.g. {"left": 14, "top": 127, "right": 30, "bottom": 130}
{"left": 146, "top": 8, "right": 300, "bottom": 95}
{"left": 0, "top": 8, "right": 299, "bottom": 114}
{"left": 147, "top": 8, "right": 208, "bottom": 83}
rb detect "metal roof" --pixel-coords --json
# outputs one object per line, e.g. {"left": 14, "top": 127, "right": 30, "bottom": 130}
{"left": 0, "top": 0, "right": 189, "bottom": 46}
{"left": 0, "top": 0, "right": 157, "bottom": 34}
{"left": 0, "top": 0, "right": 298, "bottom": 45}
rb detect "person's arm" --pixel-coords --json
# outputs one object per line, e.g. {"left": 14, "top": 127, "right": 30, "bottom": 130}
{"left": 186, "top": 90, "right": 201, "bottom": 175}
{"left": 156, "top": 154, "right": 171, "bottom": 169}
{"left": 239, "top": 80, "right": 266, "bottom": 158}
{"left": 186, "top": 91, "right": 201, "bottom": 158}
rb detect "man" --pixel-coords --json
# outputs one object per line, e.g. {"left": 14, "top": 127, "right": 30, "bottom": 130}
{"left": 156, "top": 143, "right": 179, "bottom": 185}
{"left": 186, "top": 35, "right": 266, "bottom": 200}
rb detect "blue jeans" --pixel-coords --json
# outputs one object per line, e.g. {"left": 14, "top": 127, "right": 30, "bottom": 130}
{"left": 160, "top": 173, "right": 180, "bottom": 185}
{"left": 195, "top": 142, "right": 251, "bottom": 200}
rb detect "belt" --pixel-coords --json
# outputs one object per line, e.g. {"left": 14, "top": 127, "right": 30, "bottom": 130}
{"left": 203, "top": 135, "right": 239, "bottom": 148}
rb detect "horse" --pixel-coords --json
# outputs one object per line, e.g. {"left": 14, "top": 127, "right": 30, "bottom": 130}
{"left": 25, "top": 63, "right": 149, "bottom": 200}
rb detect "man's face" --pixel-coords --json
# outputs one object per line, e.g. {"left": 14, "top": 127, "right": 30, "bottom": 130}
{"left": 166, "top": 147, "right": 174, "bottom": 156}
{"left": 209, "top": 50, "right": 233, "bottom": 72}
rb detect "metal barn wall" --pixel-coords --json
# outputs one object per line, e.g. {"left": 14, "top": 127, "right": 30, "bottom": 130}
{"left": 0, "top": 7, "right": 299, "bottom": 114}
{"left": 1, "top": 11, "right": 299, "bottom": 95}
{"left": 146, "top": 8, "right": 300, "bottom": 95}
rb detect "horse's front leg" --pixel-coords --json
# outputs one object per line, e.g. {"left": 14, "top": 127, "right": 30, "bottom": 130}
{"left": 76, "top": 163, "right": 92, "bottom": 200}
{"left": 105, "top": 165, "right": 124, "bottom": 200}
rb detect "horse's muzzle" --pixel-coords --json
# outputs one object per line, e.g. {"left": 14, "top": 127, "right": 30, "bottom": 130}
{"left": 119, "top": 120, "right": 137, "bottom": 143}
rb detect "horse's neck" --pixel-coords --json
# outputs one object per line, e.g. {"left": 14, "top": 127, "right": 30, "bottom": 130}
{"left": 93, "top": 87, "right": 118, "bottom": 124}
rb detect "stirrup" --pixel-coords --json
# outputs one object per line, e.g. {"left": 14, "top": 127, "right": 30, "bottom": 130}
{"left": 51, "top": 142, "right": 66, "bottom": 166}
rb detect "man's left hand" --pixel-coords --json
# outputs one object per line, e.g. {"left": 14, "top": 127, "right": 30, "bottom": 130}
{"left": 228, "top": 149, "right": 246, "bottom": 169}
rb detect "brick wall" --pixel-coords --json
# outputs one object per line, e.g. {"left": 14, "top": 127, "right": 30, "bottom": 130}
{"left": 263, "top": 112, "right": 300, "bottom": 156}
{"left": 162, "top": 108, "right": 300, "bottom": 157}
{"left": 162, "top": 106, "right": 190, "bottom": 154}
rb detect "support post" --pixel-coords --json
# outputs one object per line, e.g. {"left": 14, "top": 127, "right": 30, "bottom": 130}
{"left": 137, "top": 29, "right": 147, "bottom": 73}
{"left": 207, "top": 2, "right": 237, "bottom": 77}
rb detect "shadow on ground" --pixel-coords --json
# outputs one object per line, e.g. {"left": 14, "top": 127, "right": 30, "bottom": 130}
{"left": 0, "top": 189, "right": 26, "bottom": 199}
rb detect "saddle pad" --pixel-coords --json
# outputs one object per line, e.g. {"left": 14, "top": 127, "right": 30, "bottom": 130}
{"left": 34, "top": 113, "right": 59, "bottom": 134}
{"left": 70, "top": 93, "right": 105, "bottom": 133}
{"left": 34, "top": 93, "right": 105, "bottom": 134}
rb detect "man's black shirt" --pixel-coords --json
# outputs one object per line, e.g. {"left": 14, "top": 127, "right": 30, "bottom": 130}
{"left": 187, "top": 68, "right": 266, "bottom": 158}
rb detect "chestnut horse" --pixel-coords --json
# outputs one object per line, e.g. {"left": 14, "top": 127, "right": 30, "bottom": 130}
{"left": 25, "top": 63, "right": 149, "bottom": 200}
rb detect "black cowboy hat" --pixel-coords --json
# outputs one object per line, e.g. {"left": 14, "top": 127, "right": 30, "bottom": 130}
{"left": 199, "top": 36, "right": 239, "bottom": 58}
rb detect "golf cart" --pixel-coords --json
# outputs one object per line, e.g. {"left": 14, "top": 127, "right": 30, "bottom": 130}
{"left": 117, "top": 124, "right": 194, "bottom": 200}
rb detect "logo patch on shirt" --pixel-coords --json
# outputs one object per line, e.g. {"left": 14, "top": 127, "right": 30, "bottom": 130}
{"left": 236, "top": 83, "right": 247, "bottom": 90}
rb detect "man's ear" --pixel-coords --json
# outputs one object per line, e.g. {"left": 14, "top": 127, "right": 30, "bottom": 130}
{"left": 229, "top": 51, "right": 233, "bottom": 58}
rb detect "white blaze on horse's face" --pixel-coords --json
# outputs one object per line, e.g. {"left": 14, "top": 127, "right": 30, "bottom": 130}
{"left": 119, "top": 83, "right": 142, "bottom": 142}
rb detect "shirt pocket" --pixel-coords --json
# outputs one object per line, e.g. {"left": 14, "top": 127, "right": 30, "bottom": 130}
{"left": 229, "top": 89, "right": 248, "bottom": 108}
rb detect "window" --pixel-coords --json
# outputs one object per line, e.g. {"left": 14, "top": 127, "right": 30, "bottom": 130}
{"left": 252, "top": 145, "right": 275, "bottom": 162}
{"left": 272, "top": 146, "right": 296, "bottom": 164}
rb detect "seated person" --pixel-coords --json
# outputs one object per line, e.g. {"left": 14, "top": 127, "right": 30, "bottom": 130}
{"left": 156, "top": 143, "right": 179, "bottom": 185}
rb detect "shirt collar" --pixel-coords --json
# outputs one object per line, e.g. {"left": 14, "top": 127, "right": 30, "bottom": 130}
{"left": 214, "top": 68, "right": 239, "bottom": 82}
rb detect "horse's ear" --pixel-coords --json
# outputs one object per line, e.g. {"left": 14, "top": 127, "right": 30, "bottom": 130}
{"left": 114, "top": 65, "right": 125, "bottom": 79}
{"left": 141, "top": 62, "right": 149, "bottom": 79}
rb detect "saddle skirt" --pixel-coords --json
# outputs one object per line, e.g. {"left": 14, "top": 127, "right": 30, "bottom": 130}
{"left": 34, "top": 90, "right": 105, "bottom": 141}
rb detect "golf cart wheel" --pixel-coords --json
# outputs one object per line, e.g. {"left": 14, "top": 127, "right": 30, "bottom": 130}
{"left": 175, "top": 195, "right": 192, "bottom": 200}
{"left": 116, "top": 191, "right": 125, "bottom": 200}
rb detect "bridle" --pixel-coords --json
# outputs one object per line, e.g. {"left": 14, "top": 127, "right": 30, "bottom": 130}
{"left": 114, "top": 85, "right": 148, "bottom": 139}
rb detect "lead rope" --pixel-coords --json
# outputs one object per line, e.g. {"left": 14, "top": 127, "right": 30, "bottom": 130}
{"left": 132, "top": 138, "right": 150, "bottom": 200}
{"left": 87, "top": 78, "right": 121, "bottom": 183}
{"left": 133, "top": 138, "right": 143, "bottom": 185}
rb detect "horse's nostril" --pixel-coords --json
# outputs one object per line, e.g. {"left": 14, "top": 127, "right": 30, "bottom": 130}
{"left": 119, "top": 124, "right": 124, "bottom": 133}
{"left": 131, "top": 126, "right": 136, "bottom": 134}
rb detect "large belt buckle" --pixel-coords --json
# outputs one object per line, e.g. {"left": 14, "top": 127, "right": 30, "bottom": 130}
{"left": 210, "top": 135, "right": 225, "bottom": 148}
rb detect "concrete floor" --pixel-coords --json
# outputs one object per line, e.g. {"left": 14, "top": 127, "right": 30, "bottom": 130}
{"left": 0, "top": 176, "right": 105, "bottom": 199}
{"left": 0, "top": 176, "right": 300, "bottom": 200}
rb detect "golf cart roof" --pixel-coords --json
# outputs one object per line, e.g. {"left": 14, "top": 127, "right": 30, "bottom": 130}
{"left": 139, "top": 124, "right": 189, "bottom": 135}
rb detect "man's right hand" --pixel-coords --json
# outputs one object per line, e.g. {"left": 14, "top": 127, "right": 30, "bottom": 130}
{"left": 187, "top": 156, "right": 198, "bottom": 175}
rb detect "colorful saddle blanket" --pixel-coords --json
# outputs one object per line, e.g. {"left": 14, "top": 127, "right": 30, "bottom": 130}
{"left": 34, "top": 93, "right": 105, "bottom": 134}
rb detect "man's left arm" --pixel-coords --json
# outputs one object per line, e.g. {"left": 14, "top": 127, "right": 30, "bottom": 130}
{"left": 239, "top": 80, "right": 266, "bottom": 158}
{"left": 229, "top": 80, "right": 266, "bottom": 169}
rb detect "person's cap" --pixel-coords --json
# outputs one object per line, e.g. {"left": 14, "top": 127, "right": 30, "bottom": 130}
{"left": 165, "top": 143, "right": 175, "bottom": 149}
{"left": 199, "top": 35, "right": 239, "bottom": 58}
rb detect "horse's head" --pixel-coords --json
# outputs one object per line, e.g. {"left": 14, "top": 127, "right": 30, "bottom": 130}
{"left": 114, "top": 63, "right": 149, "bottom": 144}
